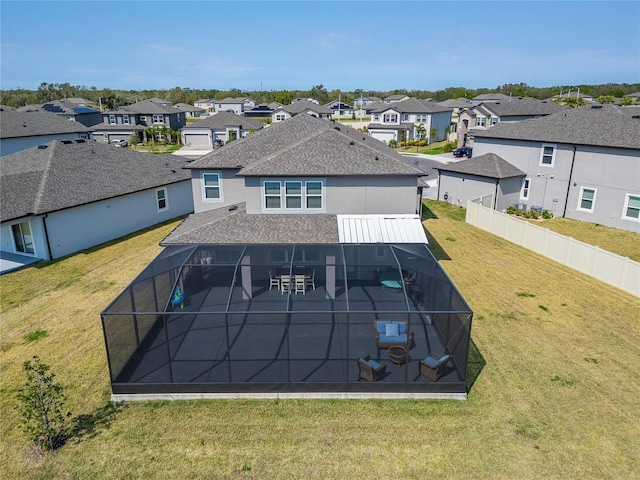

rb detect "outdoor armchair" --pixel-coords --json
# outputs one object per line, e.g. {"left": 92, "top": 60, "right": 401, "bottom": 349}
{"left": 357, "top": 355, "right": 386, "bottom": 382}
{"left": 419, "top": 352, "right": 451, "bottom": 381}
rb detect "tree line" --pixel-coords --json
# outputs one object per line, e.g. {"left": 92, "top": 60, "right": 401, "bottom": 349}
{"left": 1, "top": 81, "right": 638, "bottom": 109}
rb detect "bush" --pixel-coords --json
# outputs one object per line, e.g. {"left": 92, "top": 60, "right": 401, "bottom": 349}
{"left": 443, "top": 141, "right": 458, "bottom": 153}
{"left": 542, "top": 209, "right": 553, "bottom": 219}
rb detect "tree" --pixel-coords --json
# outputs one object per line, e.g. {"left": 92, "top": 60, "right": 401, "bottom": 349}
{"left": 597, "top": 95, "right": 616, "bottom": 104}
{"left": 16, "top": 356, "right": 70, "bottom": 451}
{"left": 415, "top": 123, "right": 426, "bottom": 151}
{"left": 428, "top": 127, "right": 438, "bottom": 145}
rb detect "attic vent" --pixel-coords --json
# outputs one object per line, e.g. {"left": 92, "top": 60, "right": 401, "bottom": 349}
{"left": 334, "top": 126, "right": 340, "bottom": 131}
{"left": 75, "top": 139, "right": 86, "bottom": 143}
{"left": 632, "top": 115, "right": 640, "bottom": 119}
{"left": 349, "top": 140, "right": 355, "bottom": 145}
{"left": 37, "top": 145, "right": 48, "bottom": 149}
{"left": 375, "top": 155, "right": 379, "bottom": 161}
{"left": 591, "top": 105, "right": 602, "bottom": 109}
{"left": 61, "top": 140, "right": 73, "bottom": 144}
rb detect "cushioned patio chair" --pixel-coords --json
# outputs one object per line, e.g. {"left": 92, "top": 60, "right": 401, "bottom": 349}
{"left": 374, "top": 320, "right": 412, "bottom": 349}
{"left": 357, "top": 356, "right": 386, "bottom": 382}
{"left": 419, "top": 352, "right": 451, "bottom": 381}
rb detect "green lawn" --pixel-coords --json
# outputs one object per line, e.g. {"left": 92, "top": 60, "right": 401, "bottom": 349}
{"left": 1, "top": 202, "right": 638, "bottom": 479}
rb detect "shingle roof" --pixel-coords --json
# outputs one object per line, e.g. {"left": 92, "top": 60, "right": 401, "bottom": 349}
{"left": 0, "top": 109, "right": 94, "bottom": 139}
{"left": 161, "top": 203, "right": 340, "bottom": 245}
{"left": 473, "top": 93, "right": 512, "bottom": 101}
{"left": 478, "top": 98, "right": 569, "bottom": 117}
{"left": 438, "top": 99, "right": 472, "bottom": 109}
{"left": 278, "top": 100, "right": 334, "bottom": 115}
{"left": 183, "top": 111, "right": 264, "bottom": 131}
{"left": 473, "top": 104, "right": 640, "bottom": 149}
{"left": 1, "top": 140, "right": 191, "bottom": 221}
{"left": 368, "top": 98, "right": 451, "bottom": 114}
{"left": 186, "top": 114, "right": 423, "bottom": 177}
{"left": 436, "top": 153, "right": 526, "bottom": 179}
{"left": 108, "top": 99, "right": 176, "bottom": 115}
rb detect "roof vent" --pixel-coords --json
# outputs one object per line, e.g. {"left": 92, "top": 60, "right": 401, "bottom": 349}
{"left": 37, "top": 144, "right": 48, "bottom": 149}
{"left": 349, "top": 140, "right": 355, "bottom": 145}
{"left": 61, "top": 140, "right": 73, "bottom": 144}
{"left": 375, "top": 155, "right": 379, "bottom": 161}
{"left": 591, "top": 105, "right": 602, "bottom": 109}
{"left": 334, "top": 126, "right": 340, "bottom": 131}
{"left": 75, "top": 139, "right": 86, "bottom": 143}
{"left": 632, "top": 115, "right": 640, "bottom": 119}
{"left": 228, "top": 204, "right": 238, "bottom": 211}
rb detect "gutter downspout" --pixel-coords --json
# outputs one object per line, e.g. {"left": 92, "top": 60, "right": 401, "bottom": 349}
{"left": 42, "top": 214, "right": 53, "bottom": 261}
{"left": 494, "top": 180, "right": 499, "bottom": 210}
{"left": 562, "top": 145, "right": 577, "bottom": 218}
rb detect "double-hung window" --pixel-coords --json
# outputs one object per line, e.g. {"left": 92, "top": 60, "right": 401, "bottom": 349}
{"left": 622, "top": 194, "right": 640, "bottom": 221}
{"left": 521, "top": 178, "right": 531, "bottom": 200}
{"left": 540, "top": 144, "right": 556, "bottom": 166}
{"left": 578, "top": 187, "right": 596, "bottom": 212}
{"left": 476, "top": 116, "right": 486, "bottom": 127}
{"left": 285, "top": 181, "right": 302, "bottom": 209}
{"left": 202, "top": 173, "right": 222, "bottom": 201}
{"left": 402, "top": 114, "right": 410, "bottom": 121}
{"left": 383, "top": 113, "right": 397, "bottom": 123}
{"left": 373, "top": 114, "right": 380, "bottom": 122}
{"left": 263, "top": 180, "right": 324, "bottom": 211}
{"left": 264, "top": 181, "right": 282, "bottom": 209}
{"left": 306, "top": 181, "right": 323, "bottom": 209}
{"left": 123, "top": 115, "right": 130, "bottom": 125}
{"left": 108, "top": 114, "right": 116, "bottom": 125}
{"left": 490, "top": 117, "right": 499, "bottom": 126}
{"left": 11, "top": 221, "right": 35, "bottom": 255}
{"left": 156, "top": 188, "right": 168, "bottom": 211}
{"left": 275, "top": 114, "right": 286, "bottom": 122}
{"left": 152, "top": 114, "right": 164, "bottom": 124}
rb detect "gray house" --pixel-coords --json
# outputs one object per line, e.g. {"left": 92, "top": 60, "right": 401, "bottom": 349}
{"left": 435, "top": 153, "right": 526, "bottom": 210}
{"left": 0, "top": 107, "right": 94, "bottom": 156}
{"left": 472, "top": 104, "right": 640, "bottom": 232}
{"left": 16, "top": 99, "right": 103, "bottom": 127}
{"left": 271, "top": 100, "right": 334, "bottom": 123}
{"left": 181, "top": 111, "right": 264, "bottom": 150}
{"left": 0, "top": 140, "right": 193, "bottom": 273}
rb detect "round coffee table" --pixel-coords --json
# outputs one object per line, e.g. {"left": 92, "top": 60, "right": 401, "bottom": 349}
{"left": 388, "top": 345, "right": 408, "bottom": 365}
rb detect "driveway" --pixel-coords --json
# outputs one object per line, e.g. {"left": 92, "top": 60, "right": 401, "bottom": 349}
{"left": 399, "top": 153, "right": 458, "bottom": 200}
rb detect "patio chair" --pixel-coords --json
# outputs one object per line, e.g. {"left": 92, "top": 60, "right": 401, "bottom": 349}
{"left": 269, "top": 270, "right": 280, "bottom": 290}
{"left": 374, "top": 320, "right": 412, "bottom": 349}
{"left": 305, "top": 268, "right": 316, "bottom": 290}
{"left": 357, "top": 356, "right": 386, "bottom": 382}
{"left": 294, "top": 274, "right": 306, "bottom": 294}
{"left": 419, "top": 352, "right": 451, "bottom": 381}
{"left": 280, "top": 275, "right": 291, "bottom": 294}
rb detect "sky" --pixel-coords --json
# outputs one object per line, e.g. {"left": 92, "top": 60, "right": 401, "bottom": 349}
{"left": 1, "top": 0, "right": 639, "bottom": 93}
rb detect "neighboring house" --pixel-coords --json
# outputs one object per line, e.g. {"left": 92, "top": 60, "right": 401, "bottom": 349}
{"left": 271, "top": 100, "right": 333, "bottom": 123}
{"left": 548, "top": 91, "right": 595, "bottom": 103}
{"left": 17, "top": 99, "right": 103, "bottom": 127}
{"left": 181, "top": 111, "right": 264, "bottom": 149}
{"left": 93, "top": 99, "right": 187, "bottom": 144}
{"left": 62, "top": 97, "right": 98, "bottom": 108}
{"left": 384, "top": 94, "right": 410, "bottom": 103}
{"left": 472, "top": 104, "right": 640, "bottom": 232}
{"left": 437, "top": 98, "right": 472, "bottom": 142}
{"left": 470, "top": 93, "right": 512, "bottom": 105}
{"left": 353, "top": 96, "right": 382, "bottom": 109}
{"left": 244, "top": 102, "right": 278, "bottom": 118}
{"left": 194, "top": 99, "right": 216, "bottom": 111}
{"left": 292, "top": 97, "right": 319, "bottom": 105}
{"left": 623, "top": 92, "right": 640, "bottom": 103}
{"left": 435, "top": 153, "right": 526, "bottom": 210}
{"left": 0, "top": 140, "right": 194, "bottom": 273}
{"left": 174, "top": 103, "right": 206, "bottom": 117}
{"left": 100, "top": 113, "right": 474, "bottom": 400}
{"left": 458, "top": 98, "right": 569, "bottom": 146}
{"left": 0, "top": 107, "right": 94, "bottom": 156}
{"left": 366, "top": 98, "right": 452, "bottom": 144}
{"left": 214, "top": 97, "right": 256, "bottom": 114}
{"left": 324, "top": 101, "right": 356, "bottom": 118}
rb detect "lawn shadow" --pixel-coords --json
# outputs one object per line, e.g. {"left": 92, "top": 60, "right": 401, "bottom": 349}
{"left": 67, "top": 401, "right": 127, "bottom": 444}
{"left": 465, "top": 337, "right": 485, "bottom": 394}
{"left": 422, "top": 203, "right": 452, "bottom": 261}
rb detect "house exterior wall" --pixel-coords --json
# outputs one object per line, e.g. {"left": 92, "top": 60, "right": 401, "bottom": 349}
{"left": 0, "top": 133, "right": 94, "bottom": 156}
{"left": 216, "top": 102, "right": 243, "bottom": 114}
{"left": 473, "top": 137, "right": 640, "bottom": 232}
{"left": 437, "top": 173, "right": 497, "bottom": 208}
{"left": 430, "top": 111, "right": 453, "bottom": 142}
{"left": 0, "top": 216, "right": 49, "bottom": 260}
{"left": 191, "top": 170, "right": 246, "bottom": 213}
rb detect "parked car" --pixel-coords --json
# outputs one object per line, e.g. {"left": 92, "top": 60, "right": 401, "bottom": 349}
{"left": 111, "top": 139, "right": 128, "bottom": 147}
{"left": 453, "top": 147, "right": 472, "bottom": 158}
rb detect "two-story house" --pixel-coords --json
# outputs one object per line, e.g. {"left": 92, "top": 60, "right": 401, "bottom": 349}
{"left": 16, "top": 99, "right": 103, "bottom": 127}
{"left": 181, "top": 111, "right": 264, "bottom": 151}
{"left": 366, "top": 98, "right": 452, "bottom": 145}
{"left": 93, "top": 98, "right": 187, "bottom": 144}
{"left": 214, "top": 97, "right": 256, "bottom": 115}
{"left": 194, "top": 98, "right": 216, "bottom": 112}
{"left": 271, "top": 100, "right": 333, "bottom": 123}
{"left": 100, "top": 113, "right": 474, "bottom": 400}
{"left": 0, "top": 107, "right": 94, "bottom": 156}
{"left": 437, "top": 98, "right": 472, "bottom": 142}
{"left": 472, "top": 104, "right": 640, "bottom": 232}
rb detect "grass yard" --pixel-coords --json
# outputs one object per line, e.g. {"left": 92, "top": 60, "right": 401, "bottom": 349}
{"left": 1, "top": 202, "right": 639, "bottom": 479}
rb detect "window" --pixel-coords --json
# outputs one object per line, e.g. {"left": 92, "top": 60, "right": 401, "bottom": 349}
{"left": 540, "top": 144, "right": 556, "bottom": 166}
{"left": 416, "top": 114, "right": 428, "bottom": 122}
{"left": 275, "top": 114, "right": 286, "bottom": 122}
{"left": 202, "top": 173, "right": 222, "bottom": 201}
{"left": 577, "top": 187, "right": 596, "bottom": 212}
{"left": 264, "top": 181, "right": 282, "bottom": 209}
{"left": 373, "top": 114, "right": 380, "bottom": 122}
{"left": 476, "top": 116, "right": 486, "bottom": 127}
{"left": 263, "top": 180, "right": 324, "bottom": 211}
{"left": 156, "top": 188, "right": 168, "bottom": 211}
{"left": 108, "top": 114, "right": 116, "bottom": 125}
{"left": 152, "top": 114, "right": 164, "bottom": 124}
{"left": 622, "top": 194, "right": 640, "bottom": 221}
{"left": 140, "top": 116, "right": 146, "bottom": 123}
{"left": 490, "top": 117, "right": 499, "bottom": 126}
{"left": 402, "top": 114, "right": 410, "bottom": 121}
{"left": 11, "top": 221, "right": 35, "bottom": 255}
{"left": 383, "top": 113, "right": 398, "bottom": 123}
{"left": 306, "top": 181, "right": 323, "bottom": 209}
{"left": 285, "top": 182, "right": 302, "bottom": 209}
{"left": 123, "top": 115, "right": 130, "bottom": 125}
{"left": 521, "top": 178, "right": 531, "bottom": 200}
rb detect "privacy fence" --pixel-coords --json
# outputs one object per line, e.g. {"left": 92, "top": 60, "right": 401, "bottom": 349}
{"left": 466, "top": 201, "right": 640, "bottom": 298}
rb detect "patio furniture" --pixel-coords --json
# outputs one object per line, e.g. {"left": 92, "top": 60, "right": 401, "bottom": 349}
{"left": 374, "top": 320, "right": 412, "bottom": 349}
{"left": 357, "top": 356, "right": 386, "bottom": 382}
{"left": 379, "top": 271, "right": 403, "bottom": 289}
{"left": 388, "top": 345, "right": 408, "bottom": 365}
{"left": 269, "top": 270, "right": 280, "bottom": 290}
{"left": 294, "top": 274, "right": 306, "bottom": 294}
{"left": 419, "top": 352, "right": 451, "bottom": 381}
{"left": 171, "top": 286, "right": 184, "bottom": 309}
{"left": 280, "top": 275, "right": 291, "bottom": 294}
{"left": 305, "top": 268, "right": 316, "bottom": 290}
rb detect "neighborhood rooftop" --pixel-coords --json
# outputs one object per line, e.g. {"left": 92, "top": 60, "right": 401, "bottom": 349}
{"left": 436, "top": 153, "right": 526, "bottom": 179}
{"left": 0, "top": 108, "right": 94, "bottom": 139}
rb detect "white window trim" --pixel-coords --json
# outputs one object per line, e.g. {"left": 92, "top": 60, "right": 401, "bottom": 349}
{"left": 156, "top": 187, "right": 169, "bottom": 212}
{"left": 123, "top": 115, "right": 130, "bottom": 125}
{"left": 11, "top": 220, "right": 36, "bottom": 256}
{"left": 539, "top": 143, "right": 557, "bottom": 167}
{"left": 476, "top": 116, "right": 486, "bottom": 128}
{"left": 202, "top": 172, "right": 223, "bottom": 202}
{"left": 152, "top": 114, "right": 164, "bottom": 124}
{"left": 622, "top": 193, "right": 640, "bottom": 222}
{"left": 577, "top": 187, "right": 596, "bottom": 213}
{"left": 521, "top": 178, "right": 531, "bottom": 200}
{"left": 108, "top": 114, "right": 116, "bottom": 125}
{"left": 262, "top": 179, "right": 325, "bottom": 213}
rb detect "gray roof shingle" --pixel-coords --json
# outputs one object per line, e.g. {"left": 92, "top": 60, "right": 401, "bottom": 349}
{"left": 1, "top": 140, "right": 191, "bottom": 221}
{"left": 368, "top": 98, "right": 451, "bottom": 114}
{"left": 436, "top": 153, "right": 526, "bottom": 179}
{"left": 473, "top": 104, "right": 640, "bottom": 149}
{"left": 478, "top": 98, "right": 568, "bottom": 117}
{"left": 161, "top": 203, "right": 339, "bottom": 245}
{"left": 186, "top": 114, "right": 423, "bottom": 177}
{"left": 183, "top": 111, "right": 264, "bottom": 131}
{"left": 1, "top": 109, "right": 94, "bottom": 139}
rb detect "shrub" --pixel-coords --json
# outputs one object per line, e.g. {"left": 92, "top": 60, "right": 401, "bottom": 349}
{"left": 542, "top": 209, "right": 553, "bottom": 219}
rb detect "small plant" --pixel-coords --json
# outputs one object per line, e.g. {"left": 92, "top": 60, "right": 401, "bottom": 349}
{"left": 541, "top": 209, "right": 553, "bottom": 219}
{"left": 516, "top": 291, "right": 536, "bottom": 298}
{"left": 538, "top": 305, "right": 549, "bottom": 312}
{"left": 16, "top": 356, "right": 71, "bottom": 451}
{"left": 445, "top": 236, "right": 456, "bottom": 242}
{"left": 584, "top": 357, "right": 599, "bottom": 364}
{"left": 23, "top": 329, "right": 48, "bottom": 343}
{"left": 550, "top": 375, "right": 574, "bottom": 386}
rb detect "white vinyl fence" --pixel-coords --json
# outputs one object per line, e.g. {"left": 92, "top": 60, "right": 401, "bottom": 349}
{"left": 466, "top": 201, "right": 640, "bottom": 298}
